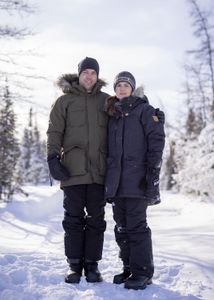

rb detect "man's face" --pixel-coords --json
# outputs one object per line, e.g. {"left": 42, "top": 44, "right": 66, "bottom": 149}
{"left": 79, "top": 69, "right": 98, "bottom": 92}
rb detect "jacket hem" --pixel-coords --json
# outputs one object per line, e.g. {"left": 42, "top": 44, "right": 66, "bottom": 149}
{"left": 60, "top": 175, "right": 104, "bottom": 188}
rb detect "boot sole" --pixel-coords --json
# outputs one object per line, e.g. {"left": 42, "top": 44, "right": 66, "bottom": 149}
{"left": 86, "top": 277, "right": 103, "bottom": 283}
{"left": 65, "top": 275, "right": 81, "bottom": 284}
{"left": 113, "top": 277, "right": 130, "bottom": 284}
{"left": 124, "top": 278, "right": 152, "bottom": 290}
{"left": 65, "top": 278, "right": 81, "bottom": 284}
{"left": 113, "top": 280, "right": 126, "bottom": 284}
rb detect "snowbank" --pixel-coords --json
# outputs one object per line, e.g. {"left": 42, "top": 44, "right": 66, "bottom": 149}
{"left": 0, "top": 186, "right": 213, "bottom": 300}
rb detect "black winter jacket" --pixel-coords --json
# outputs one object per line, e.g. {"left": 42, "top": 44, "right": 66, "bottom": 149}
{"left": 104, "top": 95, "right": 165, "bottom": 201}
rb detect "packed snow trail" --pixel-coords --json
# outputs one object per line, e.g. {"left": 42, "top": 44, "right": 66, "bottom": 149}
{"left": 0, "top": 185, "right": 213, "bottom": 300}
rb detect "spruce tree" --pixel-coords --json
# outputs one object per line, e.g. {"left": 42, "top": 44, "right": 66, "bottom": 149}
{"left": 0, "top": 84, "right": 20, "bottom": 201}
{"left": 18, "top": 108, "right": 34, "bottom": 184}
{"left": 18, "top": 109, "right": 49, "bottom": 185}
{"left": 30, "top": 121, "right": 49, "bottom": 185}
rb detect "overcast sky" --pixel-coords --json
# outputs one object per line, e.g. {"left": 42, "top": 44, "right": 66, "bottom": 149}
{"left": 2, "top": 0, "right": 214, "bottom": 131}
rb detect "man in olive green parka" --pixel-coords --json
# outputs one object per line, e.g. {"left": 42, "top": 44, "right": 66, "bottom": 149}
{"left": 47, "top": 57, "right": 109, "bottom": 284}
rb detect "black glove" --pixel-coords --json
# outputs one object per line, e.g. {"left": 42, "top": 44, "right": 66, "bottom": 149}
{"left": 47, "top": 153, "right": 70, "bottom": 181}
{"left": 155, "top": 108, "right": 165, "bottom": 124}
{"left": 144, "top": 166, "right": 161, "bottom": 205}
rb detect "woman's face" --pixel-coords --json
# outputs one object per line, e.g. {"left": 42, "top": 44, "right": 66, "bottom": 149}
{"left": 115, "top": 82, "right": 132, "bottom": 100}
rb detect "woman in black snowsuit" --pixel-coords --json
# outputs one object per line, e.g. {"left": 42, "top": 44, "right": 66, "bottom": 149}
{"left": 105, "top": 71, "right": 165, "bottom": 290}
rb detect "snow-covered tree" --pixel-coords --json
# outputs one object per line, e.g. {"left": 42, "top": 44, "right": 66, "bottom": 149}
{"left": 173, "top": 124, "right": 214, "bottom": 201}
{"left": 184, "top": 0, "right": 214, "bottom": 131}
{"left": 29, "top": 121, "right": 49, "bottom": 185}
{"left": 0, "top": 83, "right": 20, "bottom": 200}
{"left": 18, "top": 108, "right": 33, "bottom": 183}
{"left": 18, "top": 108, "right": 49, "bottom": 185}
{"left": 163, "top": 1, "right": 214, "bottom": 202}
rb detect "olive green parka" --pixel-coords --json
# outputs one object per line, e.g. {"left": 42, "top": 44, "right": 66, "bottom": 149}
{"left": 47, "top": 74, "right": 109, "bottom": 187}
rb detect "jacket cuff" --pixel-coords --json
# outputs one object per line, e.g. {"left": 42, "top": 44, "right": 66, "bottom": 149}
{"left": 47, "top": 152, "right": 60, "bottom": 161}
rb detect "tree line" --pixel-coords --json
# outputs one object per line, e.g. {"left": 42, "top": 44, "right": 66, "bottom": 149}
{"left": 0, "top": 1, "right": 50, "bottom": 201}
{"left": 163, "top": 0, "right": 214, "bottom": 201}
{"left": 0, "top": 83, "right": 49, "bottom": 201}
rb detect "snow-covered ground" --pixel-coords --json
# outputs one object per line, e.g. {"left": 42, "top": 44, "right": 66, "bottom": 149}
{"left": 0, "top": 185, "right": 213, "bottom": 300}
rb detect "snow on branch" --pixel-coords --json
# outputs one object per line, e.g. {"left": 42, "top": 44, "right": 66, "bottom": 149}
{"left": 0, "top": 0, "right": 36, "bottom": 14}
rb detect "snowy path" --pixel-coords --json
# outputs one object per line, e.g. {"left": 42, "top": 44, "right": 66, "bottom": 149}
{"left": 0, "top": 186, "right": 213, "bottom": 300}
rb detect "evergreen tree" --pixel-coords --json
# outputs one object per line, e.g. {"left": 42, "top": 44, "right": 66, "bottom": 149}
{"left": 18, "top": 108, "right": 33, "bottom": 184}
{"left": 0, "top": 83, "right": 20, "bottom": 201}
{"left": 18, "top": 109, "right": 49, "bottom": 185}
{"left": 30, "top": 120, "right": 49, "bottom": 185}
{"left": 173, "top": 124, "right": 214, "bottom": 200}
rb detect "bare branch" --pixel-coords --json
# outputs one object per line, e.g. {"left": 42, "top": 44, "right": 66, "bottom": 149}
{"left": 187, "top": 0, "right": 214, "bottom": 110}
{"left": 0, "top": 0, "right": 36, "bottom": 14}
{"left": 0, "top": 25, "right": 33, "bottom": 39}
{"left": 1, "top": 70, "right": 48, "bottom": 81}
{"left": 0, "top": 1, "right": 48, "bottom": 105}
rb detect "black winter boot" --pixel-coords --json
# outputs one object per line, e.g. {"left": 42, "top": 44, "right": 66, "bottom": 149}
{"left": 124, "top": 275, "right": 152, "bottom": 290}
{"left": 65, "top": 259, "right": 83, "bottom": 284}
{"left": 84, "top": 260, "right": 103, "bottom": 283}
{"left": 113, "top": 266, "right": 131, "bottom": 284}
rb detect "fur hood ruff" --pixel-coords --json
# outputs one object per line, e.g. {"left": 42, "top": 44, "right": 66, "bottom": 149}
{"left": 56, "top": 73, "right": 107, "bottom": 94}
{"left": 105, "top": 86, "right": 147, "bottom": 116}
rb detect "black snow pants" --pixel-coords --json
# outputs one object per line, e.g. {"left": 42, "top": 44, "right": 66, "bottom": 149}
{"left": 62, "top": 184, "right": 106, "bottom": 261}
{"left": 112, "top": 197, "right": 154, "bottom": 278}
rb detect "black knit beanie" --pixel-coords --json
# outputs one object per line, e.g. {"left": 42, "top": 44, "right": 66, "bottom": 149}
{"left": 78, "top": 57, "right": 99, "bottom": 76}
{"left": 113, "top": 71, "right": 136, "bottom": 91}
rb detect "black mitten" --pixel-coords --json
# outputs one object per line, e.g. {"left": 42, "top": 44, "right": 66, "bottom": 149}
{"left": 155, "top": 108, "right": 165, "bottom": 124}
{"left": 47, "top": 153, "right": 70, "bottom": 181}
{"left": 145, "top": 166, "right": 161, "bottom": 205}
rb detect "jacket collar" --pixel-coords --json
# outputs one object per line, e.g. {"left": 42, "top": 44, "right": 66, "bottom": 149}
{"left": 105, "top": 95, "right": 149, "bottom": 117}
{"left": 56, "top": 73, "right": 107, "bottom": 95}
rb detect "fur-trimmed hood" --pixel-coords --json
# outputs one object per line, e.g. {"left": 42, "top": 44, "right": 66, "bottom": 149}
{"left": 56, "top": 73, "right": 107, "bottom": 94}
{"left": 105, "top": 87, "right": 149, "bottom": 116}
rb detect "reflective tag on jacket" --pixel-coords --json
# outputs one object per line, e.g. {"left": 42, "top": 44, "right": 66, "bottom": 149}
{"left": 152, "top": 115, "right": 159, "bottom": 122}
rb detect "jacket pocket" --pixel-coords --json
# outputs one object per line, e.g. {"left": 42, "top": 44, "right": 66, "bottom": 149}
{"left": 125, "top": 156, "right": 145, "bottom": 167}
{"left": 62, "top": 146, "right": 87, "bottom": 176}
